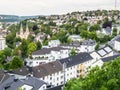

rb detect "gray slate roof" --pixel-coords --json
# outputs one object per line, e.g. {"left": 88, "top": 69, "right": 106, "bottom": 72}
{"left": 0, "top": 76, "right": 46, "bottom": 90}
{"left": 115, "top": 36, "right": 120, "bottom": 42}
{"left": 32, "top": 61, "right": 62, "bottom": 78}
{"left": 59, "top": 52, "right": 93, "bottom": 68}
{"left": 10, "top": 66, "right": 31, "bottom": 76}
{"left": 32, "top": 47, "right": 68, "bottom": 55}
{"left": 102, "top": 54, "right": 120, "bottom": 62}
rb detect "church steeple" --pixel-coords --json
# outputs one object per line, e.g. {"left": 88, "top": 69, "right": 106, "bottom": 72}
{"left": 20, "top": 23, "right": 23, "bottom": 35}
{"left": 25, "top": 23, "right": 29, "bottom": 34}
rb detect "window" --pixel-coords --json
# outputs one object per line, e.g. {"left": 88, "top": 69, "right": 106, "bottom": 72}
{"left": 50, "top": 77, "right": 52, "bottom": 80}
{"left": 61, "top": 76, "right": 63, "bottom": 79}
{"left": 57, "top": 77, "right": 59, "bottom": 80}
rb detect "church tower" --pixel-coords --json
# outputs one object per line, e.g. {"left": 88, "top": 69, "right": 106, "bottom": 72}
{"left": 24, "top": 23, "right": 30, "bottom": 39}
{"left": 20, "top": 23, "right": 23, "bottom": 35}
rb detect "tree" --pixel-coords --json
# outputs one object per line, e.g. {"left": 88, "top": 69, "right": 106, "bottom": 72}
{"left": 32, "top": 24, "right": 39, "bottom": 31}
{"left": 12, "top": 47, "right": 21, "bottom": 56}
{"left": 36, "top": 41, "right": 42, "bottom": 50}
{"left": 70, "top": 48, "right": 76, "bottom": 56}
{"left": 27, "top": 42, "right": 37, "bottom": 56}
{"left": 10, "top": 56, "right": 23, "bottom": 69}
{"left": 19, "top": 39, "right": 28, "bottom": 58}
{"left": 89, "top": 24, "right": 101, "bottom": 32}
{"left": 56, "top": 30, "right": 68, "bottom": 43}
{"left": 64, "top": 56, "right": 120, "bottom": 90}
{"left": 0, "top": 51, "right": 5, "bottom": 63}
{"left": 6, "top": 33, "right": 16, "bottom": 49}
{"left": 27, "top": 35, "right": 35, "bottom": 42}
{"left": 112, "top": 28, "right": 117, "bottom": 36}
{"left": 3, "top": 48, "right": 12, "bottom": 58}
{"left": 95, "top": 42, "right": 100, "bottom": 50}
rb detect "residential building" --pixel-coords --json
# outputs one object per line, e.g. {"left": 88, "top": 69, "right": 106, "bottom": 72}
{"left": 0, "top": 75, "right": 47, "bottom": 90}
{"left": 48, "top": 40, "right": 60, "bottom": 47}
{"left": 115, "top": 37, "right": 120, "bottom": 51}
{"left": 90, "top": 46, "right": 114, "bottom": 60}
{"left": 0, "top": 37, "right": 6, "bottom": 50}
{"left": 32, "top": 52, "right": 93, "bottom": 86}
{"left": 68, "top": 35, "right": 82, "bottom": 41}
{"left": 32, "top": 47, "right": 70, "bottom": 62}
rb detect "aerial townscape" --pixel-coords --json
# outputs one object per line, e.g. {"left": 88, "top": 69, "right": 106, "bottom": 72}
{"left": 0, "top": 1, "right": 120, "bottom": 90}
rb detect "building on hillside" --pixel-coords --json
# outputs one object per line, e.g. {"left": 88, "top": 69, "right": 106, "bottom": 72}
{"left": 108, "top": 35, "right": 120, "bottom": 49}
{"left": 32, "top": 52, "right": 93, "bottom": 86}
{"left": 114, "top": 37, "right": 120, "bottom": 51}
{"left": 0, "top": 37, "right": 6, "bottom": 50}
{"left": 68, "top": 35, "right": 82, "bottom": 42}
{"left": 31, "top": 47, "right": 70, "bottom": 62}
{"left": 90, "top": 54, "right": 120, "bottom": 69}
{"left": 60, "top": 39, "right": 96, "bottom": 53}
{"left": 9, "top": 52, "right": 94, "bottom": 87}
{"left": 16, "top": 23, "right": 30, "bottom": 39}
{"left": 90, "top": 46, "right": 114, "bottom": 60}
{"left": 48, "top": 40, "right": 60, "bottom": 47}
{"left": 0, "top": 75, "right": 47, "bottom": 90}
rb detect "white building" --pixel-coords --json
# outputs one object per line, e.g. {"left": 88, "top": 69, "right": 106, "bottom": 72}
{"left": 0, "top": 37, "right": 6, "bottom": 50}
{"left": 68, "top": 35, "right": 82, "bottom": 41}
{"left": 102, "top": 27, "right": 112, "bottom": 35}
{"left": 26, "top": 58, "right": 49, "bottom": 67}
{"left": 80, "top": 39, "right": 96, "bottom": 52}
{"left": 32, "top": 52, "right": 94, "bottom": 86}
{"left": 0, "top": 75, "right": 47, "bottom": 90}
{"left": 115, "top": 37, "right": 120, "bottom": 51}
{"left": 32, "top": 47, "right": 70, "bottom": 61}
{"left": 27, "top": 47, "right": 70, "bottom": 67}
{"left": 60, "top": 39, "right": 96, "bottom": 53}
{"left": 48, "top": 40, "right": 60, "bottom": 47}
{"left": 90, "top": 46, "right": 114, "bottom": 60}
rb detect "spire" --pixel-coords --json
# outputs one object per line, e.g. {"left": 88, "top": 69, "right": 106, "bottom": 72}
{"left": 20, "top": 23, "right": 23, "bottom": 35}
{"left": 25, "top": 22, "right": 29, "bottom": 33}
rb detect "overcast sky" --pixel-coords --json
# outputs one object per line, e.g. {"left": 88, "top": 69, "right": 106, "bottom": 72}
{"left": 0, "top": 0, "right": 119, "bottom": 16}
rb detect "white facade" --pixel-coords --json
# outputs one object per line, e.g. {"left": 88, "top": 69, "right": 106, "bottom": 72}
{"left": 40, "top": 65, "right": 77, "bottom": 86}
{"left": 80, "top": 44, "right": 95, "bottom": 52}
{"left": 26, "top": 59, "right": 49, "bottom": 67}
{"left": 48, "top": 40, "right": 60, "bottom": 47}
{"left": 115, "top": 40, "right": 120, "bottom": 51}
{"left": 32, "top": 50, "right": 70, "bottom": 61}
{"left": 0, "top": 37, "right": 6, "bottom": 50}
{"left": 68, "top": 35, "right": 82, "bottom": 41}
{"left": 90, "top": 47, "right": 114, "bottom": 60}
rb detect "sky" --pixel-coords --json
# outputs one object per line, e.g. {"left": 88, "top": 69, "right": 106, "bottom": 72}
{"left": 0, "top": 0, "right": 119, "bottom": 16}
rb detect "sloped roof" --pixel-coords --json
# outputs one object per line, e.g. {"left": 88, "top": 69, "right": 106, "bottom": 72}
{"left": 59, "top": 52, "right": 93, "bottom": 68}
{"left": 32, "top": 61, "right": 62, "bottom": 78}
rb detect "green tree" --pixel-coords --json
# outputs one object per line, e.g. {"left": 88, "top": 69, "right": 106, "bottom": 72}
{"left": 6, "top": 33, "right": 16, "bottom": 49}
{"left": 19, "top": 39, "right": 28, "bottom": 58}
{"left": 27, "top": 42, "right": 37, "bottom": 56}
{"left": 89, "top": 24, "right": 101, "bottom": 32}
{"left": 10, "top": 56, "right": 23, "bottom": 69}
{"left": 36, "top": 41, "right": 42, "bottom": 50}
{"left": 70, "top": 48, "right": 76, "bottom": 56}
{"left": 95, "top": 42, "right": 100, "bottom": 50}
{"left": 64, "top": 56, "right": 120, "bottom": 90}
{"left": 3, "top": 48, "right": 12, "bottom": 58}
{"left": 0, "top": 51, "right": 5, "bottom": 64}
{"left": 112, "top": 27, "right": 117, "bottom": 36}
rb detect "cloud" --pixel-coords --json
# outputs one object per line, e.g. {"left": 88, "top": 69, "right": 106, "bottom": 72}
{"left": 0, "top": 0, "right": 119, "bottom": 15}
